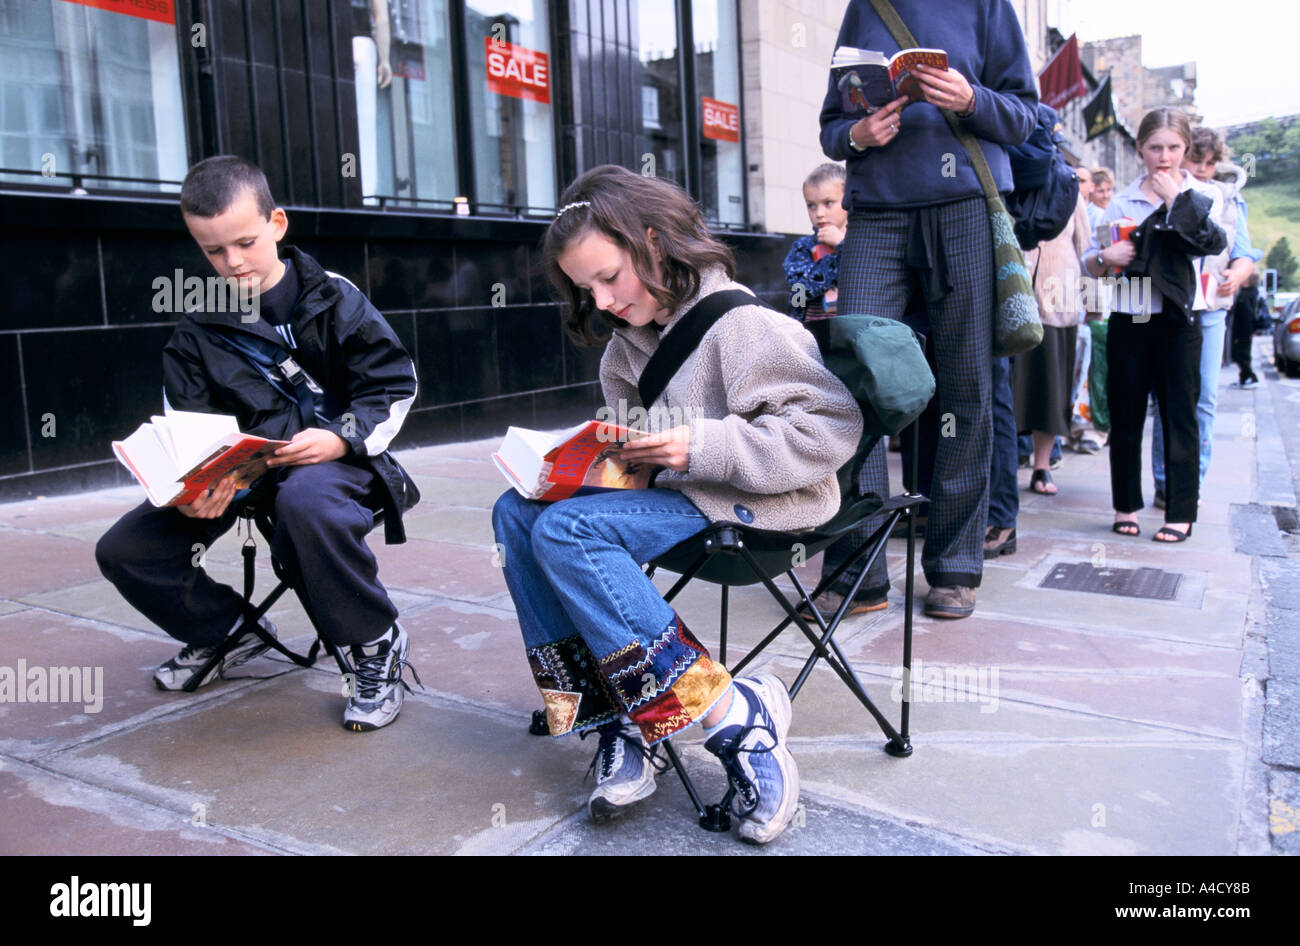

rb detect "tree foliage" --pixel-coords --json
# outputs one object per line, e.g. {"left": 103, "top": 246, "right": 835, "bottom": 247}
{"left": 1266, "top": 237, "right": 1299, "bottom": 291}
{"left": 1227, "top": 117, "right": 1300, "bottom": 183}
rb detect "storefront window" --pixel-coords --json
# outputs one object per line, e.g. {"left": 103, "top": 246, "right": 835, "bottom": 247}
{"left": 352, "top": 0, "right": 458, "bottom": 207}
{"left": 692, "top": 0, "right": 743, "bottom": 225}
{"left": 0, "top": 0, "right": 187, "bottom": 192}
{"left": 464, "top": 0, "right": 556, "bottom": 213}
{"left": 637, "top": 0, "right": 683, "bottom": 187}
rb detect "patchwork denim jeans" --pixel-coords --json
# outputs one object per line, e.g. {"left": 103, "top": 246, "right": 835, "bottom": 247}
{"left": 492, "top": 488, "right": 732, "bottom": 745}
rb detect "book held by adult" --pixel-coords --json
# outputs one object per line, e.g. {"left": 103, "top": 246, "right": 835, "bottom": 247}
{"left": 831, "top": 45, "right": 948, "bottom": 117}
{"left": 492, "top": 420, "right": 653, "bottom": 501}
{"left": 112, "top": 411, "right": 288, "bottom": 507}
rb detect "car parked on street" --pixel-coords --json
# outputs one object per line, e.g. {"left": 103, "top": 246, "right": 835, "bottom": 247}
{"left": 1274, "top": 296, "right": 1300, "bottom": 378}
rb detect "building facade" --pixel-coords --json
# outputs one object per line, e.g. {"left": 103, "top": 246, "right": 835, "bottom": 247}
{"left": 2, "top": 0, "right": 1119, "bottom": 500}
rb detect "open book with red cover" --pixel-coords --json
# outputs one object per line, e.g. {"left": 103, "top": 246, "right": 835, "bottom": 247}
{"left": 831, "top": 45, "right": 948, "bottom": 116}
{"left": 112, "top": 411, "right": 288, "bottom": 507}
{"left": 492, "top": 420, "right": 654, "bottom": 501}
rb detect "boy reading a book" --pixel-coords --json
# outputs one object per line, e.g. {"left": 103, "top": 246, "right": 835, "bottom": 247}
{"left": 95, "top": 155, "right": 421, "bottom": 732}
{"left": 783, "top": 163, "right": 848, "bottom": 320}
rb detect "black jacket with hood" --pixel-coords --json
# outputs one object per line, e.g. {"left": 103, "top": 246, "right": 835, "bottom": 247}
{"left": 161, "top": 246, "right": 420, "bottom": 543}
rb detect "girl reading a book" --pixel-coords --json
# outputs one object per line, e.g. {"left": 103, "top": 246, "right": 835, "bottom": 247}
{"left": 1083, "top": 108, "right": 1227, "bottom": 542}
{"left": 491, "top": 164, "right": 862, "bottom": 844}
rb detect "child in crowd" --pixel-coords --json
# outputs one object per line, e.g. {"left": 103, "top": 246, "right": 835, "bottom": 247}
{"left": 783, "top": 163, "right": 848, "bottom": 320}
{"left": 1084, "top": 109, "right": 1226, "bottom": 543}
{"left": 96, "top": 156, "right": 421, "bottom": 731}
{"left": 492, "top": 165, "right": 862, "bottom": 844}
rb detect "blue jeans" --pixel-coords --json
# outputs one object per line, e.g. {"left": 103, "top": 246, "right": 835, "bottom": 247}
{"left": 989, "top": 356, "right": 1020, "bottom": 530}
{"left": 1152, "top": 309, "right": 1226, "bottom": 491}
{"left": 491, "top": 488, "right": 731, "bottom": 744}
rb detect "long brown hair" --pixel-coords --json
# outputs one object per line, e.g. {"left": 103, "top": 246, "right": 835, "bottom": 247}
{"left": 1136, "top": 107, "right": 1192, "bottom": 149}
{"left": 542, "top": 165, "right": 735, "bottom": 345}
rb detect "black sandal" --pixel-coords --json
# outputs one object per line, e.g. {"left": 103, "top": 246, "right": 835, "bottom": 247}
{"left": 1030, "top": 469, "right": 1057, "bottom": 495}
{"left": 1112, "top": 520, "right": 1140, "bottom": 537}
{"left": 1153, "top": 524, "right": 1193, "bottom": 543}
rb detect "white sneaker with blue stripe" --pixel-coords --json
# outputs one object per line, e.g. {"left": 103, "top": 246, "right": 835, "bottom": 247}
{"left": 704, "top": 673, "right": 800, "bottom": 844}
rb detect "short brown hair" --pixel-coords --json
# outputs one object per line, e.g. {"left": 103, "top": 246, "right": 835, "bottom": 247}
{"left": 180, "top": 155, "right": 275, "bottom": 219}
{"left": 543, "top": 165, "right": 735, "bottom": 345}
{"left": 1090, "top": 167, "right": 1114, "bottom": 186}
{"left": 1188, "top": 126, "right": 1228, "bottom": 164}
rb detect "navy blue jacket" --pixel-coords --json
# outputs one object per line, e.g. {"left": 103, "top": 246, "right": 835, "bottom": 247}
{"left": 162, "top": 246, "right": 420, "bottom": 543}
{"left": 820, "top": 0, "right": 1037, "bottom": 209}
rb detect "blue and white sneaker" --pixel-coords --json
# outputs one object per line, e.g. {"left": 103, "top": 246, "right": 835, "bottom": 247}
{"left": 585, "top": 719, "right": 659, "bottom": 822}
{"left": 343, "top": 624, "right": 419, "bottom": 732}
{"left": 704, "top": 673, "right": 800, "bottom": 844}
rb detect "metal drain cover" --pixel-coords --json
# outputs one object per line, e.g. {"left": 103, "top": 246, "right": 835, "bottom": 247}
{"left": 1038, "top": 562, "right": 1182, "bottom": 600}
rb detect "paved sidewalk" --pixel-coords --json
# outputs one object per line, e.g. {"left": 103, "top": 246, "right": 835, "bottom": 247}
{"left": 0, "top": 367, "right": 1291, "bottom": 855}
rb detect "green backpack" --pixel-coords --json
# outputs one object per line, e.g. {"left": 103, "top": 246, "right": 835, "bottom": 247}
{"left": 818, "top": 313, "right": 936, "bottom": 439}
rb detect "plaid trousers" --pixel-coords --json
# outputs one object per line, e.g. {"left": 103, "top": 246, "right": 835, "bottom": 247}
{"left": 822, "top": 196, "right": 994, "bottom": 591}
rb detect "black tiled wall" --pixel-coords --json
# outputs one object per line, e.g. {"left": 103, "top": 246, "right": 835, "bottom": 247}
{"left": 0, "top": 191, "right": 790, "bottom": 500}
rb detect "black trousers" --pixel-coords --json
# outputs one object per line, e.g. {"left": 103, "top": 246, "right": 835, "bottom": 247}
{"left": 96, "top": 460, "right": 398, "bottom": 648}
{"left": 1107, "top": 312, "right": 1201, "bottom": 523}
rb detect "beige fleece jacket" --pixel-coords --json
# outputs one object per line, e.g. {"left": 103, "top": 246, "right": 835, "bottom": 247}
{"left": 598, "top": 268, "right": 863, "bottom": 532}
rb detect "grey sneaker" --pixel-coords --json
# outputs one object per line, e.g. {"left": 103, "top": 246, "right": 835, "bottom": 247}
{"left": 705, "top": 674, "right": 800, "bottom": 845}
{"left": 924, "top": 585, "right": 977, "bottom": 619}
{"left": 585, "top": 719, "right": 659, "bottom": 822}
{"left": 343, "top": 624, "right": 418, "bottom": 732}
{"left": 154, "top": 617, "right": 278, "bottom": 691}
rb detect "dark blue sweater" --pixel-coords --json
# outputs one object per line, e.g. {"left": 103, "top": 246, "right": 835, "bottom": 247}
{"left": 820, "top": 0, "right": 1038, "bottom": 209}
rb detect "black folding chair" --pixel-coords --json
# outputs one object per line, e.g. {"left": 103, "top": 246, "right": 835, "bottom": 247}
{"left": 180, "top": 503, "right": 355, "bottom": 692}
{"left": 641, "top": 418, "right": 923, "bottom": 830}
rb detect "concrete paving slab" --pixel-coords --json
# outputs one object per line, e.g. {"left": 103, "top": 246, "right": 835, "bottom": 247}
{"left": 1266, "top": 606, "right": 1300, "bottom": 681}
{"left": 0, "top": 600, "right": 28, "bottom": 617}
{"left": 17, "top": 571, "right": 322, "bottom": 643}
{"left": 1260, "top": 558, "right": 1300, "bottom": 612}
{"left": 46, "top": 672, "right": 594, "bottom": 855}
{"left": 408, "top": 475, "right": 506, "bottom": 509}
{"left": 0, "top": 609, "right": 283, "bottom": 761}
{"left": 1262, "top": 679, "right": 1300, "bottom": 768}
{"left": 0, "top": 531, "right": 105, "bottom": 597}
{"left": 400, "top": 507, "right": 498, "bottom": 547}
{"left": 841, "top": 609, "right": 1241, "bottom": 679}
{"left": 399, "top": 457, "right": 502, "bottom": 480}
{"left": 973, "top": 560, "right": 1247, "bottom": 648}
{"left": 371, "top": 538, "right": 510, "bottom": 603}
{"left": 0, "top": 763, "right": 274, "bottom": 855}
{"left": 793, "top": 740, "right": 1240, "bottom": 855}
{"left": 400, "top": 602, "right": 541, "bottom": 717}
{"left": 769, "top": 657, "right": 1221, "bottom": 745}
{"left": 516, "top": 779, "right": 989, "bottom": 855}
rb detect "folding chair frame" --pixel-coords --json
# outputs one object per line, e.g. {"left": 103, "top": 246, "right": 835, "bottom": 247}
{"left": 181, "top": 505, "right": 354, "bottom": 692}
{"left": 644, "top": 484, "right": 923, "bottom": 831}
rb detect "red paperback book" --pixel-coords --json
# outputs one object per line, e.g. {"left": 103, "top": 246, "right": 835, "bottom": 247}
{"left": 112, "top": 411, "right": 288, "bottom": 507}
{"left": 492, "top": 420, "right": 654, "bottom": 501}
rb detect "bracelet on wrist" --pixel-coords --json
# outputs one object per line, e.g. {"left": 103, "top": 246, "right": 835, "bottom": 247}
{"left": 957, "top": 91, "right": 976, "bottom": 118}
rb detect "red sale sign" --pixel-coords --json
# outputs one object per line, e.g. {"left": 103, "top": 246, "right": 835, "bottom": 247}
{"left": 485, "top": 38, "right": 551, "bottom": 105}
{"left": 702, "top": 97, "right": 739, "bottom": 142}
{"left": 58, "top": 0, "right": 175, "bottom": 24}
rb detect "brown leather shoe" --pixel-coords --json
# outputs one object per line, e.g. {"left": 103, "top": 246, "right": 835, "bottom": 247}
{"left": 796, "top": 588, "right": 888, "bottom": 623}
{"left": 983, "top": 526, "right": 1017, "bottom": 559}
{"left": 924, "top": 585, "right": 976, "bottom": 619}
